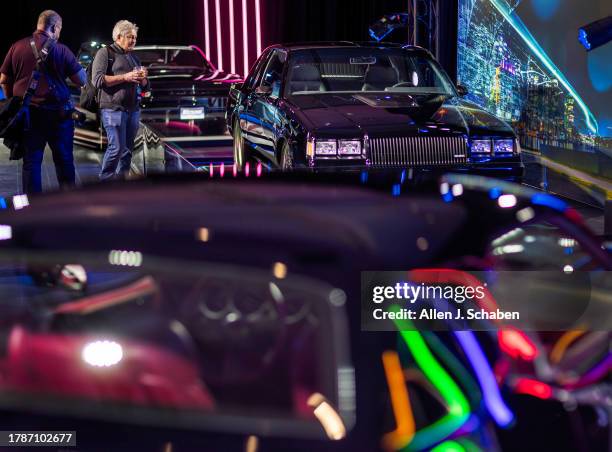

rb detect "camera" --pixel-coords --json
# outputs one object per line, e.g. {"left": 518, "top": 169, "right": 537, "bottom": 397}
{"left": 70, "top": 108, "right": 87, "bottom": 125}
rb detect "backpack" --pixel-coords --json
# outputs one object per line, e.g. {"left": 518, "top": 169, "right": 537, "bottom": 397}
{"left": 80, "top": 46, "right": 114, "bottom": 112}
{"left": 0, "top": 36, "right": 56, "bottom": 160}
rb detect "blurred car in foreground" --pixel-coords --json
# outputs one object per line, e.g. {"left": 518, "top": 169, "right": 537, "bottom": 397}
{"left": 0, "top": 173, "right": 608, "bottom": 451}
{"left": 73, "top": 42, "right": 242, "bottom": 150}
{"left": 226, "top": 42, "right": 523, "bottom": 181}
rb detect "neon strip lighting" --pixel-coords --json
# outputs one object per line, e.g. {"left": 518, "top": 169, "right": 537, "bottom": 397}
{"left": 408, "top": 269, "right": 499, "bottom": 313}
{"left": 456, "top": 438, "right": 482, "bottom": 452}
{"left": 422, "top": 332, "right": 482, "bottom": 405}
{"left": 204, "top": 0, "right": 210, "bottom": 60}
{"left": 562, "top": 354, "right": 612, "bottom": 389}
{"left": 391, "top": 308, "right": 470, "bottom": 451}
{"left": 550, "top": 330, "right": 586, "bottom": 364}
{"left": 242, "top": 0, "right": 249, "bottom": 76}
{"left": 381, "top": 351, "right": 416, "bottom": 450}
{"left": 431, "top": 440, "right": 466, "bottom": 452}
{"left": 214, "top": 0, "right": 223, "bottom": 70}
{"left": 488, "top": 0, "right": 598, "bottom": 134}
{"left": 454, "top": 331, "right": 514, "bottom": 427}
{"left": 498, "top": 328, "right": 538, "bottom": 361}
{"left": 229, "top": 0, "right": 236, "bottom": 74}
{"left": 514, "top": 378, "right": 552, "bottom": 399}
{"left": 255, "top": 0, "right": 262, "bottom": 56}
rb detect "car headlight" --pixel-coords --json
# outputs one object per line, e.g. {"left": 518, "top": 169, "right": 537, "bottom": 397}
{"left": 338, "top": 140, "right": 361, "bottom": 156}
{"left": 494, "top": 139, "right": 514, "bottom": 154}
{"left": 471, "top": 139, "right": 492, "bottom": 154}
{"left": 315, "top": 140, "right": 337, "bottom": 156}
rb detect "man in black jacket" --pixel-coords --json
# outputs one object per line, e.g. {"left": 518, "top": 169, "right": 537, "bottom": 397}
{"left": 0, "top": 10, "right": 87, "bottom": 193}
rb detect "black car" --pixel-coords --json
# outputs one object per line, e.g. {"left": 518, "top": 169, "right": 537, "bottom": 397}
{"left": 226, "top": 42, "right": 523, "bottom": 180}
{"left": 73, "top": 43, "right": 242, "bottom": 149}
{"left": 0, "top": 173, "right": 609, "bottom": 451}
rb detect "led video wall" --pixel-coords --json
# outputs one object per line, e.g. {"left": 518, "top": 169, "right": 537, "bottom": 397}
{"left": 457, "top": 0, "right": 610, "bottom": 151}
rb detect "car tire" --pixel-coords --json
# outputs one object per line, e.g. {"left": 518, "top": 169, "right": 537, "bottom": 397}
{"left": 233, "top": 121, "right": 246, "bottom": 171}
{"left": 279, "top": 141, "right": 294, "bottom": 171}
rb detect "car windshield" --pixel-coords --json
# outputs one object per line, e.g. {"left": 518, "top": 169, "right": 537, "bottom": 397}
{"left": 285, "top": 47, "right": 456, "bottom": 96}
{"left": 133, "top": 47, "right": 212, "bottom": 70}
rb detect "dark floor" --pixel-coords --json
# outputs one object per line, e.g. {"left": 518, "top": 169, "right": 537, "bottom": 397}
{"left": 0, "top": 141, "right": 606, "bottom": 236}
{"left": 0, "top": 142, "right": 101, "bottom": 196}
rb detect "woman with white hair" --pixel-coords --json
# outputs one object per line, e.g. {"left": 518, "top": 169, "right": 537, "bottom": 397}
{"left": 92, "top": 20, "right": 148, "bottom": 181}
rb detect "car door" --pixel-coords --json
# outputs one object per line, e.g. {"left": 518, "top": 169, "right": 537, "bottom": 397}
{"left": 242, "top": 49, "right": 287, "bottom": 164}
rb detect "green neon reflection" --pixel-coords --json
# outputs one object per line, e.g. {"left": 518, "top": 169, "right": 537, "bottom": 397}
{"left": 391, "top": 306, "right": 471, "bottom": 451}
{"left": 431, "top": 440, "right": 466, "bottom": 452}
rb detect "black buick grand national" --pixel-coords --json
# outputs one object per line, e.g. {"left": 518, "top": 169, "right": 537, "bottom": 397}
{"left": 226, "top": 42, "right": 523, "bottom": 180}
{"left": 74, "top": 43, "right": 242, "bottom": 149}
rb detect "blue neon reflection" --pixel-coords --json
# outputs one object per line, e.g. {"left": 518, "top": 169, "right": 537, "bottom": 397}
{"left": 531, "top": 193, "right": 567, "bottom": 211}
{"left": 489, "top": 187, "right": 502, "bottom": 200}
{"left": 360, "top": 171, "right": 368, "bottom": 184}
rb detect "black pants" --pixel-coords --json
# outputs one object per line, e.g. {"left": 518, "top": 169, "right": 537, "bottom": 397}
{"left": 22, "top": 107, "right": 75, "bottom": 193}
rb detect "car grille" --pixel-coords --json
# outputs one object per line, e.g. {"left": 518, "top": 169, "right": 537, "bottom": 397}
{"left": 368, "top": 136, "right": 468, "bottom": 166}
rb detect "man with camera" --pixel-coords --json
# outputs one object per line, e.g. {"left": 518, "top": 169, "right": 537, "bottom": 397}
{"left": 0, "top": 10, "right": 86, "bottom": 193}
{"left": 92, "top": 20, "right": 148, "bottom": 181}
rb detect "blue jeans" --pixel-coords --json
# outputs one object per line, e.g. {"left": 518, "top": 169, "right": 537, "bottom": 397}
{"left": 99, "top": 109, "right": 140, "bottom": 181}
{"left": 22, "top": 108, "right": 75, "bottom": 193}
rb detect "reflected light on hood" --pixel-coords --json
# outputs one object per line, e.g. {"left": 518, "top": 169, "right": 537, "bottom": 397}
{"left": 13, "top": 194, "right": 29, "bottom": 210}
{"left": 451, "top": 184, "right": 463, "bottom": 197}
{"left": 108, "top": 250, "right": 143, "bottom": 267}
{"left": 516, "top": 207, "right": 535, "bottom": 223}
{"left": 245, "top": 436, "right": 259, "bottom": 452}
{"left": 273, "top": 262, "right": 287, "bottom": 279}
{"left": 307, "top": 393, "right": 346, "bottom": 440}
{"left": 0, "top": 225, "right": 12, "bottom": 240}
{"left": 497, "top": 194, "right": 517, "bottom": 208}
{"left": 514, "top": 378, "right": 552, "bottom": 400}
{"left": 198, "top": 228, "right": 210, "bottom": 242}
{"left": 498, "top": 329, "right": 538, "bottom": 361}
{"left": 82, "top": 340, "right": 123, "bottom": 367}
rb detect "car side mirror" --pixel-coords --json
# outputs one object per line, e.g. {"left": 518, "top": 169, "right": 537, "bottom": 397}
{"left": 255, "top": 84, "right": 272, "bottom": 95}
{"left": 456, "top": 84, "right": 469, "bottom": 96}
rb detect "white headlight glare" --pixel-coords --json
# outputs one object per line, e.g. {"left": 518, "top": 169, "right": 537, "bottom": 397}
{"left": 494, "top": 139, "right": 514, "bottom": 154}
{"left": 471, "top": 139, "right": 491, "bottom": 154}
{"left": 338, "top": 140, "right": 361, "bottom": 156}
{"left": 315, "top": 140, "right": 337, "bottom": 156}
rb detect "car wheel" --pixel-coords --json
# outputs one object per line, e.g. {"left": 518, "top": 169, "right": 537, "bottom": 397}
{"left": 279, "top": 141, "right": 294, "bottom": 171}
{"left": 233, "top": 121, "right": 246, "bottom": 171}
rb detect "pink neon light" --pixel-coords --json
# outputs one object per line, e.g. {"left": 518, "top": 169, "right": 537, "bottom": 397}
{"left": 229, "top": 0, "right": 236, "bottom": 74}
{"left": 256, "top": 162, "right": 262, "bottom": 177}
{"left": 191, "top": 44, "right": 217, "bottom": 71}
{"left": 242, "top": 0, "right": 249, "bottom": 76}
{"left": 220, "top": 162, "right": 225, "bottom": 177}
{"left": 233, "top": 164, "right": 237, "bottom": 177}
{"left": 214, "top": 0, "right": 223, "bottom": 70}
{"left": 203, "top": 0, "right": 210, "bottom": 60}
{"left": 200, "top": 69, "right": 221, "bottom": 81}
{"left": 255, "top": 0, "right": 262, "bottom": 57}
{"left": 498, "top": 329, "right": 538, "bottom": 361}
{"left": 245, "top": 162, "right": 250, "bottom": 177}
{"left": 515, "top": 378, "right": 552, "bottom": 400}
{"left": 210, "top": 163, "right": 214, "bottom": 177}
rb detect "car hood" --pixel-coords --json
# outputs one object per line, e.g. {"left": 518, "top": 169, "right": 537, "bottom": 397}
{"left": 286, "top": 93, "right": 514, "bottom": 138}
{"left": 146, "top": 67, "right": 242, "bottom": 86}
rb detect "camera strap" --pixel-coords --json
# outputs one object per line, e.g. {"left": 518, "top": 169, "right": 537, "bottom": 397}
{"left": 30, "top": 36, "right": 70, "bottom": 107}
